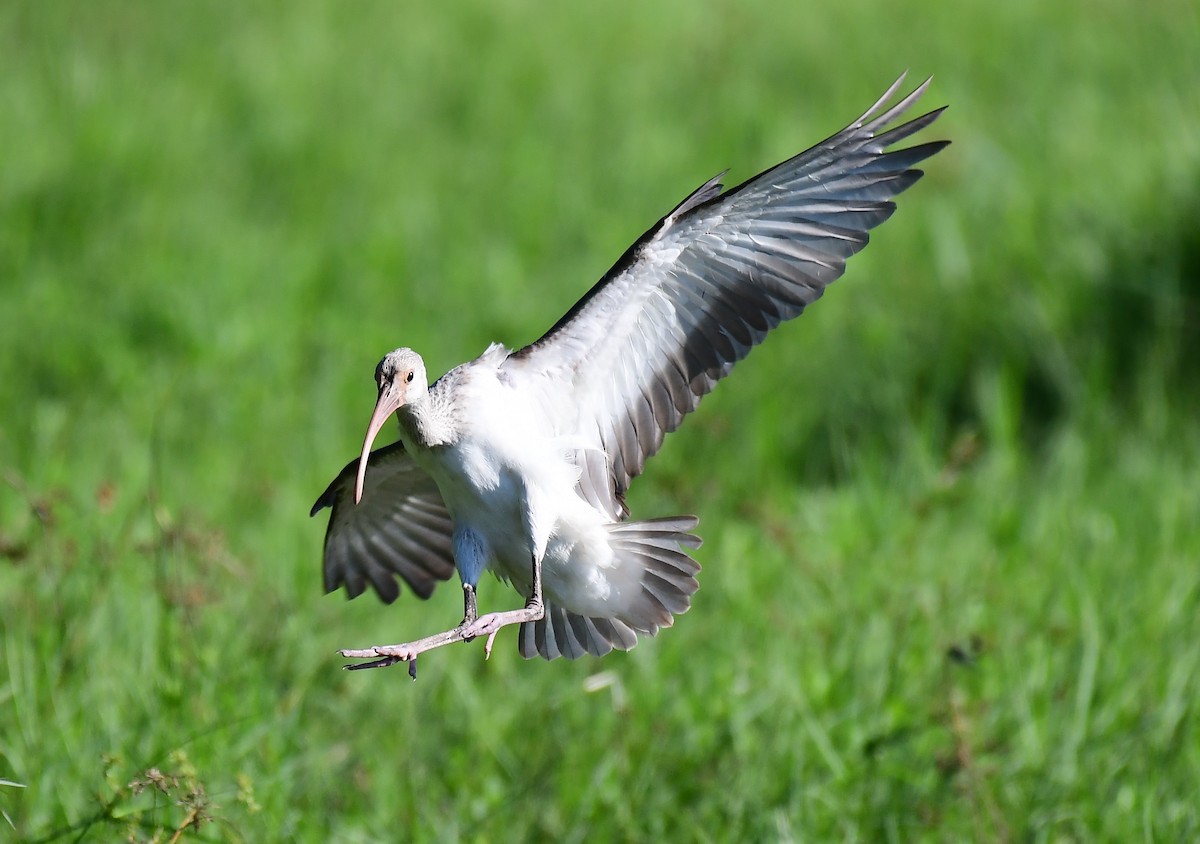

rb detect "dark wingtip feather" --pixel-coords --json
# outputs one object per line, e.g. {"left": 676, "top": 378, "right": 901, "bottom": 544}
{"left": 310, "top": 476, "right": 341, "bottom": 517}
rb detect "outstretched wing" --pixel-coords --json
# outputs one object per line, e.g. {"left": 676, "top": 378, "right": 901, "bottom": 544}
{"left": 311, "top": 441, "right": 456, "bottom": 602}
{"left": 505, "top": 74, "right": 948, "bottom": 519}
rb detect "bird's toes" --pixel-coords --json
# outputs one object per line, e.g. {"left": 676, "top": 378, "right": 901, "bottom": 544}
{"left": 377, "top": 645, "right": 418, "bottom": 661}
{"left": 463, "top": 613, "right": 503, "bottom": 640}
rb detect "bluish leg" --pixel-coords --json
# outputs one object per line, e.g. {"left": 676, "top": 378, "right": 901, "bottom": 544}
{"left": 462, "top": 583, "right": 478, "bottom": 627}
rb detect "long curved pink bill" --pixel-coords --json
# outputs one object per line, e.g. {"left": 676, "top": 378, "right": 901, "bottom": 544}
{"left": 354, "top": 389, "right": 402, "bottom": 504}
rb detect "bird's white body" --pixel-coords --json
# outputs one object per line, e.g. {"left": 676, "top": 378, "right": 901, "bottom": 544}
{"left": 397, "top": 346, "right": 641, "bottom": 620}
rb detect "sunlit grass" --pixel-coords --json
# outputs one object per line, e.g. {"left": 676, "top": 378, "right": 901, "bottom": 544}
{"left": 1, "top": 0, "right": 1198, "bottom": 840}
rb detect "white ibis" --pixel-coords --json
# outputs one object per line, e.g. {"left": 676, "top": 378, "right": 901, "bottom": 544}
{"left": 312, "top": 75, "right": 948, "bottom": 677}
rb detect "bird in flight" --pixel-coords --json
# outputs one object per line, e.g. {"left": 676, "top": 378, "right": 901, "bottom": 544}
{"left": 312, "top": 74, "right": 947, "bottom": 678}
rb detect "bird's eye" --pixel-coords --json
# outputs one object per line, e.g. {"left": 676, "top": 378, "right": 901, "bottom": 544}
{"left": 406, "top": 371, "right": 414, "bottom": 383}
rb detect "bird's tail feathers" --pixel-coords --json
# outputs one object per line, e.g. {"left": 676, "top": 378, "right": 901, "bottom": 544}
{"left": 519, "top": 516, "right": 701, "bottom": 660}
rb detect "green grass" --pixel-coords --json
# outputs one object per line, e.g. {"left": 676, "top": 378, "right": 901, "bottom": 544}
{"left": 2, "top": 1, "right": 1198, "bottom": 840}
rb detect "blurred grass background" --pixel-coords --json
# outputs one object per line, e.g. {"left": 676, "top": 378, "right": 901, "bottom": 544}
{"left": 1, "top": 0, "right": 1198, "bottom": 840}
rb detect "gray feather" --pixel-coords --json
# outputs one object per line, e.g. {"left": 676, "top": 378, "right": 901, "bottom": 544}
{"left": 312, "top": 441, "right": 456, "bottom": 602}
{"left": 506, "top": 74, "right": 948, "bottom": 522}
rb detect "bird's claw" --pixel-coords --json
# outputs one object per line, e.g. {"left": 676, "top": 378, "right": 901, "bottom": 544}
{"left": 465, "top": 615, "right": 510, "bottom": 658}
{"left": 343, "top": 655, "right": 398, "bottom": 671}
{"left": 339, "top": 645, "right": 419, "bottom": 676}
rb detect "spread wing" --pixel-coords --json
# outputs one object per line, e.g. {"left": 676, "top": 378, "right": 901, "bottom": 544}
{"left": 311, "top": 441, "right": 455, "bottom": 602}
{"left": 504, "top": 74, "right": 948, "bottom": 519}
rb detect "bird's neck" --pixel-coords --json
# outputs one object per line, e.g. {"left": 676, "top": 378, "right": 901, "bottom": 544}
{"left": 398, "top": 391, "right": 457, "bottom": 451}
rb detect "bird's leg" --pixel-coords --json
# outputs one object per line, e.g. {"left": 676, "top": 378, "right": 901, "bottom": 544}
{"left": 461, "top": 583, "right": 478, "bottom": 629}
{"left": 339, "top": 583, "right": 480, "bottom": 678}
{"left": 464, "top": 552, "right": 545, "bottom": 659}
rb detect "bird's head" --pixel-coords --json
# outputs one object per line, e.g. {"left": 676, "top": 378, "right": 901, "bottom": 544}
{"left": 354, "top": 347, "right": 427, "bottom": 503}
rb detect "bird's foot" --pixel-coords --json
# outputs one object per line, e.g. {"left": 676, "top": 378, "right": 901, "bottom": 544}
{"left": 463, "top": 600, "right": 545, "bottom": 660}
{"left": 339, "top": 644, "right": 421, "bottom": 678}
{"left": 339, "top": 584, "right": 485, "bottom": 679}
{"left": 339, "top": 623, "right": 473, "bottom": 679}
